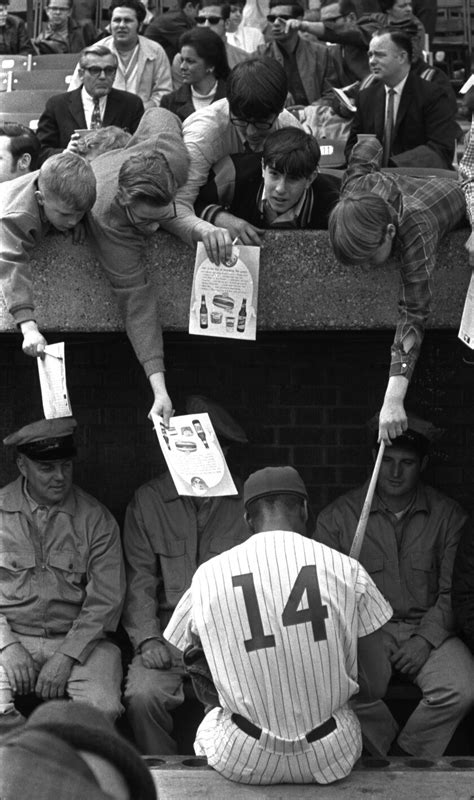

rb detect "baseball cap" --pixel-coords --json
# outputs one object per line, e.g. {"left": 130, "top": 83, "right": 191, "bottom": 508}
{"left": 244, "top": 466, "right": 308, "bottom": 508}
{"left": 185, "top": 395, "right": 247, "bottom": 443}
{"left": 3, "top": 417, "right": 77, "bottom": 460}
{"left": 367, "top": 412, "right": 443, "bottom": 455}
{"left": 0, "top": 701, "right": 157, "bottom": 800}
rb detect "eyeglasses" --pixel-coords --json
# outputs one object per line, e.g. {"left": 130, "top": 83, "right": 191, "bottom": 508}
{"left": 230, "top": 114, "right": 277, "bottom": 131}
{"left": 83, "top": 66, "right": 117, "bottom": 77}
{"left": 47, "top": 6, "right": 70, "bottom": 12}
{"left": 196, "top": 15, "right": 222, "bottom": 23}
{"left": 266, "top": 13, "right": 296, "bottom": 22}
{"left": 126, "top": 200, "right": 177, "bottom": 227}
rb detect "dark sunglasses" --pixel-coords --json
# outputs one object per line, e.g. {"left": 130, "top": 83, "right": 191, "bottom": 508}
{"left": 196, "top": 15, "right": 222, "bottom": 23}
{"left": 266, "top": 13, "right": 296, "bottom": 21}
{"left": 83, "top": 66, "right": 117, "bottom": 77}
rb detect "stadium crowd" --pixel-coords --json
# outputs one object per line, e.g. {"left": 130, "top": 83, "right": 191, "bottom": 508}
{"left": 1, "top": 0, "right": 474, "bottom": 791}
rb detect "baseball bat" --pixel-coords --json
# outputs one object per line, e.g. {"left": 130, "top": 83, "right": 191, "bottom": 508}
{"left": 349, "top": 439, "right": 386, "bottom": 560}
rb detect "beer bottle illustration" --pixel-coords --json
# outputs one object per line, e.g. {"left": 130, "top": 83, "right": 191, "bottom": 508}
{"left": 237, "top": 298, "right": 247, "bottom": 332}
{"left": 199, "top": 294, "right": 208, "bottom": 329}
{"left": 192, "top": 419, "right": 209, "bottom": 448}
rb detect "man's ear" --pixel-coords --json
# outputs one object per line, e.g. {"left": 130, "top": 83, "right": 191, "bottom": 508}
{"left": 35, "top": 189, "right": 44, "bottom": 206}
{"left": 302, "top": 498, "right": 309, "bottom": 524}
{"left": 245, "top": 511, "right": 255, "bottom": 533}
{"left": 261, "top": 158, "right": 266, "bottom": 180}
{"left": 306, "top": 167, "right": 319, "bottom": 186}
{"left": 16, "top": 454, "right": 26, "bottom": 478}
{"left": 17, "top": 153, "right": 31, "bottom": 173}
{"left": 386, "top": 222, "right": 396, "bottom": 241}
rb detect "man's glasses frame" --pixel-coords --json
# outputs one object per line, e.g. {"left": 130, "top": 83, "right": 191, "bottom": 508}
{"left": 83, "top": 66, "right": 117, "bottom": 77}
{"left": 230, "top": 114, "right": 277, "bottom": 131}
{"left": 195, "top": 15, "right": 223, "bottom": 23}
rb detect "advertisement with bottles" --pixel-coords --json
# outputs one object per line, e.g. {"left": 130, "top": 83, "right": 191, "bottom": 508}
{"left": 189, "top": 242, "right": 260, "bottom": 341}
{"left": 151, "top": 412, "right": 237, "bottom": 497}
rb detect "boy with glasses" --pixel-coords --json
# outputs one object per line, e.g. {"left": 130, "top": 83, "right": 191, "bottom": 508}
{"left": 33, "top": 0, "right": 96, "bottom": 54}
{"left": 37, "top": 45, "right": 144, "bottom": 163}
{"left": 160, "top": 56, "right": 302, "bottom": 264}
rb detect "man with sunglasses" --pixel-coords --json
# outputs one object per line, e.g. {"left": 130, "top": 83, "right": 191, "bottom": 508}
{"left": 256, "top": 1, "right": 339, "bottom": 107}
{"left": 84, "top": 107, "right": 190, "bottom": 423}
{"left": 37, "top": 45, "right": 144, "bottom": 164}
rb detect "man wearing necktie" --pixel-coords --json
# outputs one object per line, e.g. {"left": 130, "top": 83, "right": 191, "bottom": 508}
{"left": 36, "top": 44, "right": 144, "bottom": 164}
{"left": 345, "top": 30, "right": 457, "bottom": 169}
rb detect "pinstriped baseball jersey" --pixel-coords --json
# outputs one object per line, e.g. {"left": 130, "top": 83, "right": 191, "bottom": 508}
{"left": 165, "top": 529, "right": 392, "bottom": 784}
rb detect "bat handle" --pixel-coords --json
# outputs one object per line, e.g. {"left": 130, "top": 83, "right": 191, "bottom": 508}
{"left": 349, "top": 440, "right": 386, "bottom": 560}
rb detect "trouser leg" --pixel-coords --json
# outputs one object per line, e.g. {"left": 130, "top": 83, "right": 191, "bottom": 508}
{"left": 65, "top": 640, "right": 124, "bottom": 722}
{"left": 351, "top": 627, "right": 398, "bottom": 756}
{"left": 398, "top": 637, "right": 474, "bottom": 758}
{"left": 124, "top": 653, "right": 185, "bottom": 755}
{"left": 0, "top": 635, "right": 48, "bottom": 736}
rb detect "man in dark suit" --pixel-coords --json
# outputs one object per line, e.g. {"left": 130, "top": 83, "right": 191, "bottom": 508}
{"left": 37, "top": 44, "right": 144, "bottom": 164}
{"left": 345, "top": 30, "right": 457, "bottom": 169}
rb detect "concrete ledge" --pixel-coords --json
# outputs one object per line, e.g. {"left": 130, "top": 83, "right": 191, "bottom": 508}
{"left": 0, "top": 229, "right": 470, "bottom": 333}
{"left": 145, "top": 755, "right": 474, "bottom": 799}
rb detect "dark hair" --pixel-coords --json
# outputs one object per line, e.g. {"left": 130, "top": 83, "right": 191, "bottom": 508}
{"left": 378, "top": 0, "right": 397, "bottom": 11}
{"left": 227, "top": 57, "right": 287, "bottom": 119}
{"left": 339, "top": 0, "right": 357, "bottom": 15}
{"left": 110, "top": 0, "right": 146, "bottom": 24}
{"left": 268, "top": 0, "right": 304, "bottom": 15}
{"left": 383, "top": 28, "right": 413, "bottom": 60}
{"left": 179, "top": 0, "right": 200, "bottom": 8}
{"left": 0, "top": 122, "right": 40, "bottom": 171}
{"left": 118, "top": 151, "right": 177, "bottom": 206}
{"left": 179, "top": 27, "right": 230, "bottom": 79}
{"left": 201, "top": 0, "right": 231, "bottom": 20}
{"left": 263, "top": 128, "right": 320, "bottom": 178}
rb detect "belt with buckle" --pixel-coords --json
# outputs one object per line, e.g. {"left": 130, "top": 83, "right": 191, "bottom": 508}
{"left": 231, "top": 713, "right": 336, "bottom": 743}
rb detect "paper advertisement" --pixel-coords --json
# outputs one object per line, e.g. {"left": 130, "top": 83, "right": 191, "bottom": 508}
{"left": 189, "top": 242, "right": 259, "bottom": 341}
{"left": 152, "top": 411, "right": 237, "bottom": 496}
{"left": 37, "top": 342, "right": 72, "bottom": 419}
{"left": 458, "top": 272, "right": 474, "bottom": 350}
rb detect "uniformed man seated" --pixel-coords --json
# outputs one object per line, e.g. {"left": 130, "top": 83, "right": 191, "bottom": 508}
{"left": 0, "top": 418, "right": 125, "bottom": 734}
{"left": 315, "top": 413, "right": 474, "bottom": 758}
{"left": 164, "top": 465, "right": 392, "bottom": 784}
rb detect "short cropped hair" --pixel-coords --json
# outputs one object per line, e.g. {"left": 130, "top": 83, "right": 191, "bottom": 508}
{"left": 263, "top": 128, "right": 320, "bottom": 178}
{"left": 269, "top": 0, "right": 304, "bottom": 16}
{"left": 201, "top": 0, "right": 231, "bottom": 18}
{"left": 118, "top": 151, "right": 177, "bottom": 207}
{"left": 110, "top": 0, "right": 146, "bottom": 24}
{"left": 79, "top": 44, "right": 118, "bottom": 69}
{"left": 39, "top": 151, "right": 96, "bottom": 211}
{"left": 328, "top": 194, "right": 395, "bottom": 265}
{"left": 0, "top": 122, "right": 40, "bottom": 171}
{"left": 379, "top": 29, "right": 413, "bottom": 61}
{"left": 227, "top": 57, "right": 288, "bottom": 120}
{"left": 247, "top": 493, "right": 305, "bottom": 528}
{"left": 79, "top": 126, "right": 131, "bottom": 155}
{"left": 179, "top": 28, "right": 230, "bottom": 80}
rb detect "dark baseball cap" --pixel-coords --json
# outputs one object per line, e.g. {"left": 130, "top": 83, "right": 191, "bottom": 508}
{"left": 244, "top": 466, "right": 308, "bottom": 509}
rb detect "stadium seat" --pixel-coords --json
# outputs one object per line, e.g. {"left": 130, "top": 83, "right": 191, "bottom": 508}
{"left": 0, "top": 113, "right": 41, "bottom": 130}
{"left": 10, "top": 69, "right": 73, "bottom": 91}
{"left": 30, "top": 53, "right": 79, "bottom": 71}
{"left": 1, "top": 89, "right": 57, "bottom": 114}
{"left": 0, "top": 54, "right": 32, "bottom": 71}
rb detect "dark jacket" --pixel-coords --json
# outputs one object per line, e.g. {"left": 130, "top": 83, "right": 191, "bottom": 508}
{"left": 146, "top": 9, "right": 195, "bottom": 62}
{"left": 0, "top": 14, "right": 34, "bottom": 55}
{"left": 345, "top": 70, "right": 457, "bottom": 169}
{"left": 33, "top": 17, "right": 96, "bottom": 54}
{"left": 160, "top": 79, "right": 227, "bottom": 122}
{"left": 195, "top": 152, "right": 341, "bottom": 230}
{"left": 452, "top": 527, "right": 474, "bottom": 654}
{"left": 37, "top": 86, "right": 144, "bottom": 163}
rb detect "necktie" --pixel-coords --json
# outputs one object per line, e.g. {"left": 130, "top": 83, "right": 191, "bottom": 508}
{"left": 382, "top": 88, "right": 395, "bottom": 167}
{"left": 90, "top": 97, "right": 102, "bottom": 130}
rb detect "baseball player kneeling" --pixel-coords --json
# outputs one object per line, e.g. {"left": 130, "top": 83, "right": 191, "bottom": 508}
{"left": 164, "top": 466, "right": 393, "bottom": 784}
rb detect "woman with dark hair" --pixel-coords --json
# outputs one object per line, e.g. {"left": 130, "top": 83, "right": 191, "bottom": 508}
{"left": 160, "top": 27, "right": 230, "bottom": 120}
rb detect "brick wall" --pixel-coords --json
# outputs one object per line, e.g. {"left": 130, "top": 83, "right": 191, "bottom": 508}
{"left": 1, "top": 329, "right": 472, "bottom": 526}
